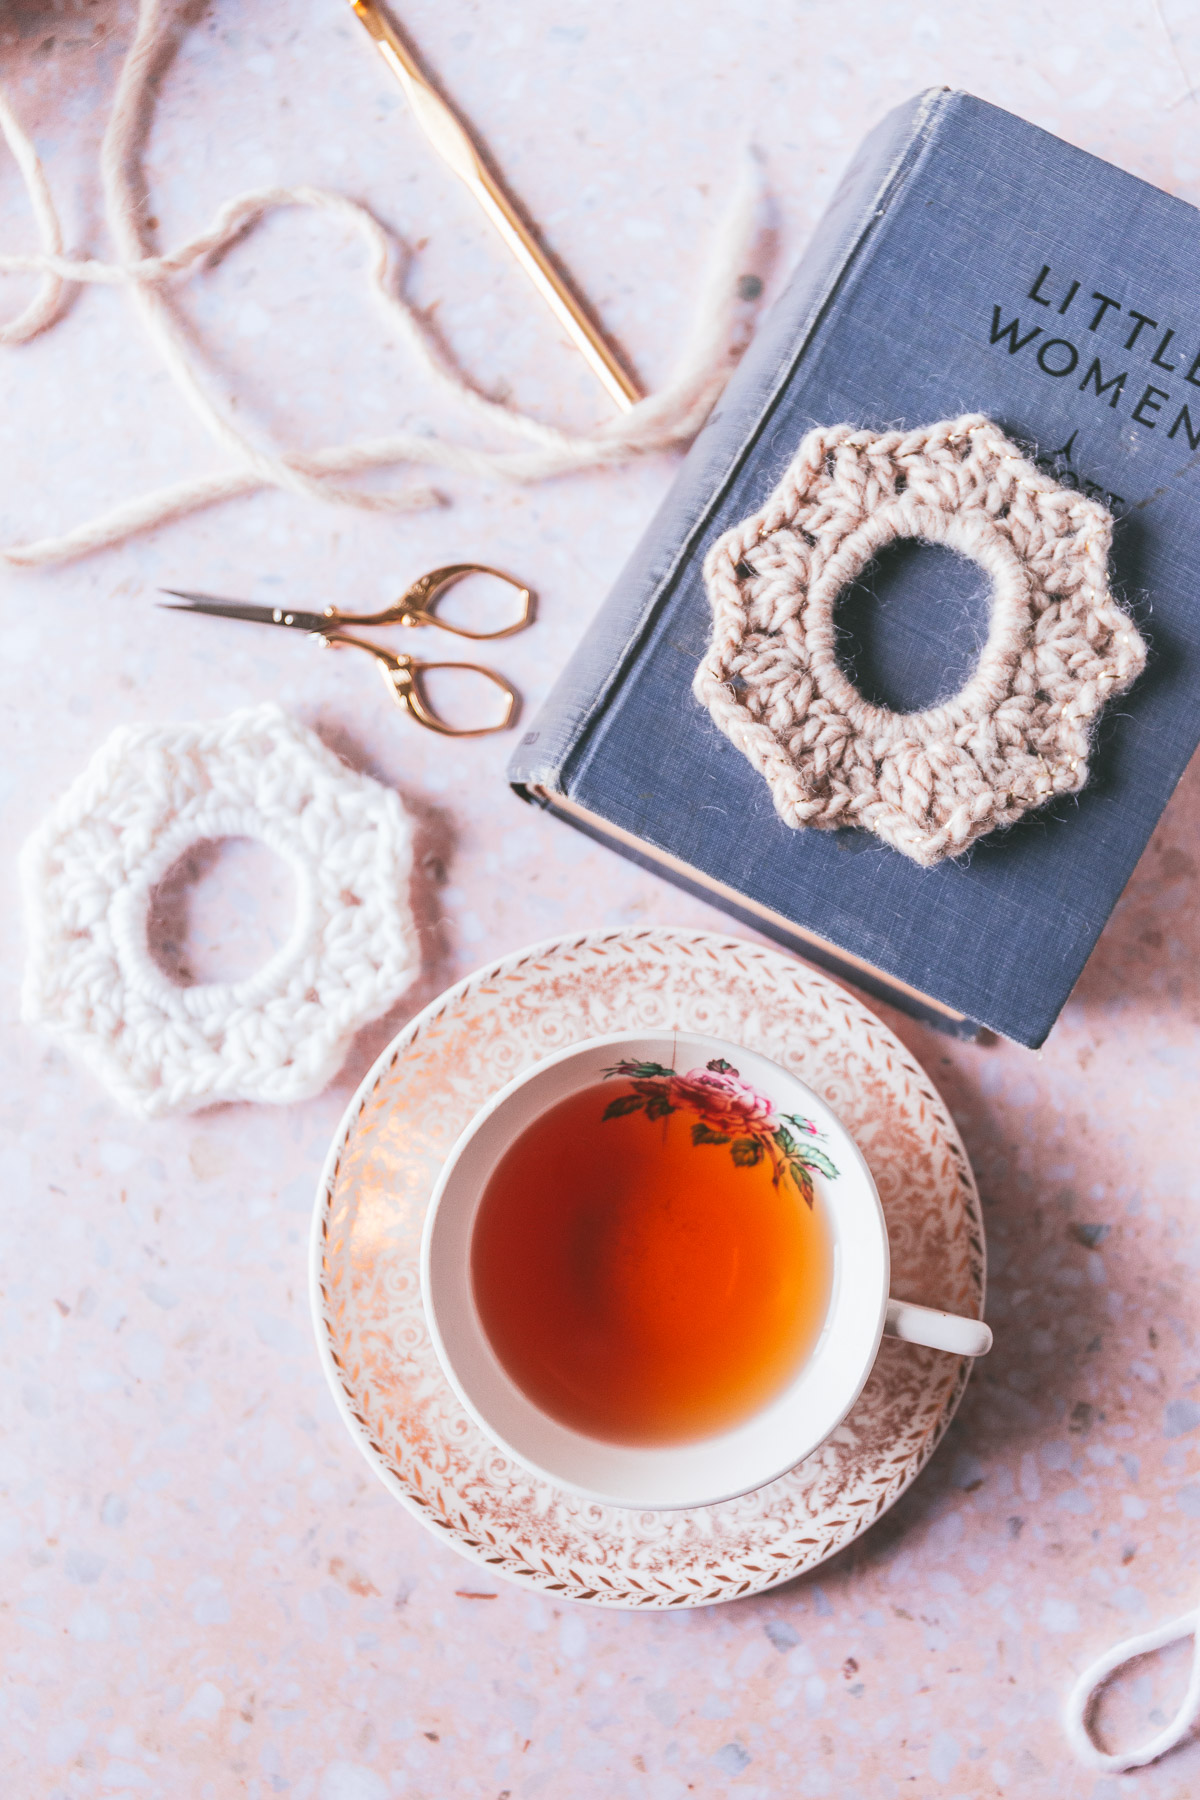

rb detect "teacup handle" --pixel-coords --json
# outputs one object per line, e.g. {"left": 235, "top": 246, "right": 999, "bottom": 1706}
{"left": 885, "top": 1298, "right": 992, "bottom": 1357}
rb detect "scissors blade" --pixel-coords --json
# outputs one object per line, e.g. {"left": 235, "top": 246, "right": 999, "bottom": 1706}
{"left": 157, "top": 590, "right": 332, "bottom": 633}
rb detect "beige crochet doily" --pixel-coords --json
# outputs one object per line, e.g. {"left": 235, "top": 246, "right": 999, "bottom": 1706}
{"left": 695, "top": 414, "right": 1147, "bottom": 868}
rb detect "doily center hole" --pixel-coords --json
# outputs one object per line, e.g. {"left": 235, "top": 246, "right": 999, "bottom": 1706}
{"left": 834, "top": 538, "right": 992, "bottom": 715}
{"left": 147, "top": 836, "right": 295, "bottom": 988}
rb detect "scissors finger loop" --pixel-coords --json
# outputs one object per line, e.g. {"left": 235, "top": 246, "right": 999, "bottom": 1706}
{"left": 352, "top": 642, "right": 517, "bottom": 736}
{"left": 400, "top": 563, "right": 534, "bottom": 639}
{"left": 328, "top": 564, "right": 534, "bottom": 639}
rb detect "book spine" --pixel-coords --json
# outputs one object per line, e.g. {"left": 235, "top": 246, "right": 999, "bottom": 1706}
{"left": 508, "top": 85, "right": 957, "bottom": 798}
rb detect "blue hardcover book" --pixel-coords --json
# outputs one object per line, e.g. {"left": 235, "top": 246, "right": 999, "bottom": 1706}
{"left": 509, "top": 89, "right": 1200, "bottom": 1048}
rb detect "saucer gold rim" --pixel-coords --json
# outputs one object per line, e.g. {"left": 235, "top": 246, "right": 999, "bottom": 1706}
{"left": 309, "top": 926, "right": 985, "bottom": 1609}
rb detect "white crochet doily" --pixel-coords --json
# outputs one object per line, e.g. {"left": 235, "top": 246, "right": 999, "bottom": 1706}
{"left": 20, "top": 703, "right": 419, "bottom": 1116}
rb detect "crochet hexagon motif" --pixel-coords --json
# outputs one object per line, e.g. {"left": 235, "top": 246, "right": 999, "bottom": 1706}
{"left": 20, "top": 703, "right": 419, "bottom": 1116}
{"left": 695, "top": 414, "right": 1147, "bottom": 868}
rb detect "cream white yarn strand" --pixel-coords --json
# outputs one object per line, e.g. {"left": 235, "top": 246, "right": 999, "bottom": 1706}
{"left": 1065, "top": 1605, "right": 1200, "bottom": 1772}
{"left": 94, "top": 0, "right": 390, "bottom": 519}
{"left": 0, "top": 0, "right": 762, "bottom": 569}
{"left": 0, "top": 89, "right": 65, "bottom": 345}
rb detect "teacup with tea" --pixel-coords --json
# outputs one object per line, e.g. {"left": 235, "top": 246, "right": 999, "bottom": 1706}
{"left": 422, "top": 1032, "right": 990, "bottom": 1509}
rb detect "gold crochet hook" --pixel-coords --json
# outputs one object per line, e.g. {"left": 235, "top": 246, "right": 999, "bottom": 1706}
{"left": 346, "top": 0, "right": 642, "bottom": 411}
{"left": 159, "top": 564, "right": 533, "bottom": 737}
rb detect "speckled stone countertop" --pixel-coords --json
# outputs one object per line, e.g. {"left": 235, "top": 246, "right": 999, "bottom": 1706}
{"left": 3, "top": 2, "right": 1200, "bottom": 1796}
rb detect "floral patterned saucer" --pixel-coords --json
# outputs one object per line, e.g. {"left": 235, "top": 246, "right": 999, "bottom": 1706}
{"left": 310, "top": 927, "right": 985, "bottom": 1609}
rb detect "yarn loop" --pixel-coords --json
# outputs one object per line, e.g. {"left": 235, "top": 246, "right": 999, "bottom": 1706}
{"left": 1065, "top": 1604, "right": 1200, "bottom": 1772}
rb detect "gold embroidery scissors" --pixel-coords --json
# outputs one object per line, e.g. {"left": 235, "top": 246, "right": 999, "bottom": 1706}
{"left": 159, "top": 563, "right": 533, "bottom": 737}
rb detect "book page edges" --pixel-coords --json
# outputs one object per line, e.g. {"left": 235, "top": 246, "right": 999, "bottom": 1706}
{"left": 529, "top": 785, "right": 974, "bottom": 1031}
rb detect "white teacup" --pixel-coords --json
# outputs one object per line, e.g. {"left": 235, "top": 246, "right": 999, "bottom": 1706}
{"left": 421, "top": 1032, "right": 990, "bottom": 1510}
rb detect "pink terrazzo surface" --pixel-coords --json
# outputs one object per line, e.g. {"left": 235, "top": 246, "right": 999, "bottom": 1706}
{"left": 3, "top": 2, "right": 1200, "bottom": 1795}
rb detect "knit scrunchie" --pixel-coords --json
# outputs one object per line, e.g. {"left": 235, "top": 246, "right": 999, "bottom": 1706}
{"left": 695, "top": 415, "right": 1147, "bottom": 868}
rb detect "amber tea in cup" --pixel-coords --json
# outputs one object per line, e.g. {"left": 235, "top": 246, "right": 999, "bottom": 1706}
{"left": 422, "top": 1032, "right": 991, "bottom": 1510}
{"left": 471, "top": 1060, "right": 835, "bottom": 1446}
